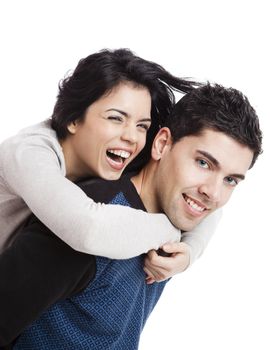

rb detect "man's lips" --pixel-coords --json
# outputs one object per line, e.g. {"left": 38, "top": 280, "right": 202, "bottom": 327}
{"left": 183, "top": 194, "right": 209, "bottom": 216}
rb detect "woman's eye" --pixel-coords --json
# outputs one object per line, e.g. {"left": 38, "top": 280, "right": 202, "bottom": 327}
{"left": 197, "top": 159, "right": 209, "bottom": 169}
{"left": 137, "top": 123, "right": 150, "bottom": 131}
{"left": 224, "top": 176, "right": 238, "bottom": 187}
{"left": 108, "top": 116, "right": 123, "bottom": 122}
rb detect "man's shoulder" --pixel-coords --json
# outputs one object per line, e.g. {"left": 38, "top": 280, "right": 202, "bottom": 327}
{"left": 77, "top": 177, "right": 123, "bottom": 203}
{"left": 77, "top": 174, "right": 145, "bottom": 210}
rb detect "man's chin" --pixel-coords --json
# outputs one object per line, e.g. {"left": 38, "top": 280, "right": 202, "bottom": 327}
{"left": 179, "top": 218, "right": 204, "bottom": 232}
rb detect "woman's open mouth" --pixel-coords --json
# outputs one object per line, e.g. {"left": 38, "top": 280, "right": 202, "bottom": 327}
{"left": 106, "top": 149, "right": 132, "bottom": 170}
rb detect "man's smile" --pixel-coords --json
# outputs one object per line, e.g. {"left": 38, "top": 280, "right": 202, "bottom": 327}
{"left": 183, "top": 194, "right": 209, "bottom": 216}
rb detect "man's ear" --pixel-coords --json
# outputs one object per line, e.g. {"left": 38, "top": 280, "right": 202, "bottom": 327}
{"left": 67, "top": 120, "right": 78, "bottom": 134}
{"left": 151, "top": 127, "right": 173, "bottom": 160}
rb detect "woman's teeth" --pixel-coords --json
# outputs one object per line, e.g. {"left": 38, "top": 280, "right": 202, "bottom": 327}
{"left": 107, "top": 149, "right": 131, "bottom": 159}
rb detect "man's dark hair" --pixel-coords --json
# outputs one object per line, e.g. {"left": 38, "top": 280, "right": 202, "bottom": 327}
{"left": 166, "top": 83, "right": 262, "bottom": 168}
{"left": 51, "top": 48, "right": 198, "bottom": 171}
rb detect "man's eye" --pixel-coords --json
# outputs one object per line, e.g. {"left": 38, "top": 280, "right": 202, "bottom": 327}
{"left": 225, "top": 176, "right": 238, "bottom": 186}
{"left": 197, "top": 159, "right": 209, "bottom": 169}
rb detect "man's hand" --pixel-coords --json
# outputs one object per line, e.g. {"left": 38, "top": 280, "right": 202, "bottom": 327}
{"left": 143, "top": 242, "right": 191, "bottom": 284}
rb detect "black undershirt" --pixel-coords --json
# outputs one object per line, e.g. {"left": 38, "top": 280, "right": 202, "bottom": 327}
{"left": 0, "top": 175, "right": 145, "bottom": 348}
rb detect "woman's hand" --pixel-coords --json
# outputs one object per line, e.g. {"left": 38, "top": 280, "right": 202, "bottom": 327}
{"left": 143, "top": 242, "right": 191, "bottom": 284}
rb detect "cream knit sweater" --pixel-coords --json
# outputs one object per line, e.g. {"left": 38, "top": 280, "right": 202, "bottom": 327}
{"left": 0, "top": 120, "right": 220, "bottom": 261}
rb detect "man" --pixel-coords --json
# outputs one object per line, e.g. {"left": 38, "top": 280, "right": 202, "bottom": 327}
{"left": 0, "top": 84, "right": 262, "bottom": 349}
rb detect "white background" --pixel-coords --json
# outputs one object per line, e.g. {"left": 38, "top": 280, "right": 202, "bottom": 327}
{"left": 0, "top": 1, "right": 269, "bottom": 349}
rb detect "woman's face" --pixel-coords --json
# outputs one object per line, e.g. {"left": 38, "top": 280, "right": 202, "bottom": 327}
{"left": 63, "top": 82, "right": 152, "bottom": 180}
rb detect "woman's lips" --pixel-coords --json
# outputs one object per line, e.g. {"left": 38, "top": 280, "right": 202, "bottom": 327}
{"left": 106, "top": 148, "right": 133, "bottom": 171}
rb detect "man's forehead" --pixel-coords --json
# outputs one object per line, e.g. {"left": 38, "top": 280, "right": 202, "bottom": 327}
{"left": 174, "top": 129, "right": 254, "bottom": 173}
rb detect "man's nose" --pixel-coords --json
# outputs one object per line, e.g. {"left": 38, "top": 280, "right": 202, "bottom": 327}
{"left": 198, "top": 177, "right": 222, "bottom": 203}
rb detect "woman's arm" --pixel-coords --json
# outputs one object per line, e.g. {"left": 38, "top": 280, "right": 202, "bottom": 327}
{"left": 0, "top": 216, "right": 96, "bottom": 346}
{"left": 181, "top": 209, "right": 222, "bottom": 264}
{"left": 2, "top": 134, "right": 180, "bottom": 259}
{"left": 143, "top": 210, "right": 222, "bottom": 283}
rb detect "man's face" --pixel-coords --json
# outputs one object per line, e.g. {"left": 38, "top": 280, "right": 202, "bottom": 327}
{"left": 154, "top": 128, "right": 254, "bottom": 231}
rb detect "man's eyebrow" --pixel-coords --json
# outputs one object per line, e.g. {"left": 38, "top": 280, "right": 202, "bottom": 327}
{"left": 197, "top": 150, "right": 220, "bottom": 167}
{"left": 230, "top": 173, "right": 245, "bottom": 180}
{"left": 197, "top": 150, "right": 245, "bottom": 180}
{"left": 105, "top": 108, "right": 151, "bottom": 122}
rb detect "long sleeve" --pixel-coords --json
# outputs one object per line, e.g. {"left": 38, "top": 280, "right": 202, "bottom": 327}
{"left": 0, "top": 216, "right": 96, "bottom": 346}
{"left": 181, "top": 209, "right": 222, "bottom": 265}
{"left": 1, "top": 130, "right": 180, "bottom": 259}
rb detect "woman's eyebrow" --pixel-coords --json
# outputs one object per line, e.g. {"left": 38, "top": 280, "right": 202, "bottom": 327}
{"left": 106, "top": 108, "right": 128, "bottom": 117}
{"left": 106, "top": 108, "right": 151, "bottom": 122}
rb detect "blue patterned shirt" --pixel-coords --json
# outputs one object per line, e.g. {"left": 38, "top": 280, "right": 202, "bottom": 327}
{"left": 14, "top": 177, "right": 168, "bottom": 349}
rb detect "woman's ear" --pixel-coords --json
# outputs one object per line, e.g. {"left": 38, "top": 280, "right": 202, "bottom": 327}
{"left": 67, "top": 120, "right": 78, "bottom": 134}
{"left": 151, "top": 127, "right": 172, "bottom": 160}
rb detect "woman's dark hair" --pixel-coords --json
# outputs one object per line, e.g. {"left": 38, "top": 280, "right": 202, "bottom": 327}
{"left": 51, "top": 48, "right": 198, "bottom": 171}
{"left": 165, "top": 83, "right": 263, "bottom": 168}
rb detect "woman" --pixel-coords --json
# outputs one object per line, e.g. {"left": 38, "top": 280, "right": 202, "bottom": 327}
{"left": 0, "top": 48, "right": 218, "bottom": 267}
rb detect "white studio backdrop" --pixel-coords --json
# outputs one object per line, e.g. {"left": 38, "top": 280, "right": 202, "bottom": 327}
{"left": 0, "top": 1, "right": 269, "bottom": 349}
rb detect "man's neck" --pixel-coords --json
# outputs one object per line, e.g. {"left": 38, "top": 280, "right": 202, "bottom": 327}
{"left": 131, "top": 163, "right": 159, "bottom": 213}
